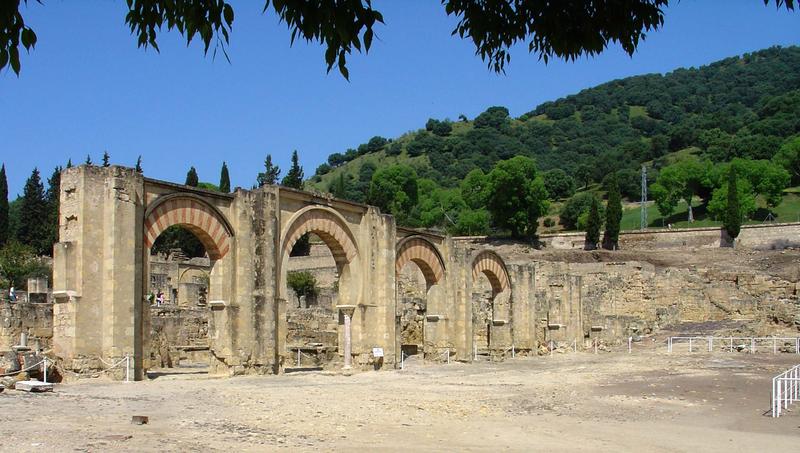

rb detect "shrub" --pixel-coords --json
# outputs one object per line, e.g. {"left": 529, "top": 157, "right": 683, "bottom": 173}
{"left": 287, "top": 271, "right": 317, "bottom": 298}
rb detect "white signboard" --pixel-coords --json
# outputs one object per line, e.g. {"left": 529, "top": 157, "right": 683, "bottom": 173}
{"left": 372, "top": 347, "right": 384, "bottom": 358}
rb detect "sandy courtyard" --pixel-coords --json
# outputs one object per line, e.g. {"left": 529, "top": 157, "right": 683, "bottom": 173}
{"left": 2, "top": 348, "right": 799, "bottom": 452}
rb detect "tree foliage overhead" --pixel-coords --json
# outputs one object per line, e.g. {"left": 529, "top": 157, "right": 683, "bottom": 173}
{"left": 4, "top": 1, "right": 794, "bottom": 76}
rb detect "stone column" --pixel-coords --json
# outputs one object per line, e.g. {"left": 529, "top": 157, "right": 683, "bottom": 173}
{"left": 337, "top": 305, "right": 357, "bottom": 369}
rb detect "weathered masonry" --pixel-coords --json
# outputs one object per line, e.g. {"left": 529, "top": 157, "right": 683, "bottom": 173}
{"left": 51, "top": 166, "right": 535, "bottom": 379}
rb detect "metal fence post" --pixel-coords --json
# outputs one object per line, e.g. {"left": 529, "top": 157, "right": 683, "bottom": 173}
{"left": 628, "top": 337, "right": 632, "bottom": 354}
{"left": 42, "top": 357, "right": 47, "bottom": 384}
{"left": 689, "top": 338, "right": 693, "bottom": 353}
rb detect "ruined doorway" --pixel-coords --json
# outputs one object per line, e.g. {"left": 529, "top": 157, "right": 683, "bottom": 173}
{"left": 394, "top": 236, "right": 447, "bottom": 363}
{"left": 279, "top": 208, "right": 361, "bottom": 370}
{"left": 471, "top": 272, "right": 494, "bottom": 358}
{"left": 397, "top": 262, "right": 428, "bottom": 358}
{"left": 145, "top": 225, "right": 213, "bottom": 376}
{"left": 140, "top": 193, "right": 235, "bottom": 379}
{"left": 470, "top": 251, "right": 511, "bottom": 360}
{"left": 283, "top": 233, "right": 341, "bottom": 369}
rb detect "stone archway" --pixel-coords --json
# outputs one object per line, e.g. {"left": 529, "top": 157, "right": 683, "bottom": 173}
{"left": 471, "top": 251, "right": 511, "bottom": 358}
{"left": 278, "top": 206, "right": 361, "bottom": 369}
{"left": 144, "top": 193, "right": 233, "bottom": 260}
{"left": 395, "top": 236, "right": 447, "bottom": 359}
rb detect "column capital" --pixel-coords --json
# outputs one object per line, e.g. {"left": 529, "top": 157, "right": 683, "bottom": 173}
{"left": 336, "top": 304, "right": 357, "bottom": 316}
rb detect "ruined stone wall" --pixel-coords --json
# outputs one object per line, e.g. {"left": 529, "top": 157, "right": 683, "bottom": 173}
{"left": 537, "top": 223, "right": 800, "bottom": 251}
{"left": 148, "top": 305, "right": 209, "bottom": 368}
{"left": 0, "top": 302, "right": 53, "bottom": 352}
{"left": 530, "top": 259, "right": 800, "bottom": 347}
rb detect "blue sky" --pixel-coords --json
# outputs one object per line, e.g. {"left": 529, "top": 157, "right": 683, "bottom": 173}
{"left": 1, "top": 0, "right": 798, "bottom": 197}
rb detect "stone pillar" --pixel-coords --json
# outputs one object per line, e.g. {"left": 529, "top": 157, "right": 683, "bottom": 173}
{"left": 337, "top": 305, "right": 356, "bottom": 369}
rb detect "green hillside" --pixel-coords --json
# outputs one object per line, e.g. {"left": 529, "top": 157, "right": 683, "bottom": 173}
{"left": 304, "top": 46, "right": 800, "bottom": 236}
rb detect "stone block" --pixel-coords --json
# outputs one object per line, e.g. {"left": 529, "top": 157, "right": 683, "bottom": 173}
{"left": 14, "top": 380, "right": 54, "bottom": 392}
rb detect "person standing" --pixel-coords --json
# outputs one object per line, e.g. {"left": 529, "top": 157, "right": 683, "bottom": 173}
{"left": 9, "top": 286, "right": 16, "bottom": 302}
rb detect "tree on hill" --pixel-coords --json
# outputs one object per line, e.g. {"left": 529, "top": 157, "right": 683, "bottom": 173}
{"left": 460, "top": 169, "right": 490, "bottom": 210}
{"left": 603, "top": 176, "right": 623, "bottom": 250}
{"left": 368, "top": 164, "right": 419, "bottom": 225}
{"left": 0, "top": 164, "right": 8, "bottom": 247}
{"left": 543, "top": 169, "right": 576, "bottom": 199}
{"left": 773, "top": 136, "right": 800, "bottom": 185}
{"left": 330, "top": 173, "right": 351, "bottom": 199}
{"left": 281, "top": 151, "right": 304, "bottom": 189}
{"left": 560, "top": 192, "right": 602, "bottom": 230}
{"left": 257, "top": 154, "right": 281, "bottom": 187}
{"left": 485, "top": 156, "right": 548, "bottom": 240}
{"left": 102, "top": 151, "right": 110, "bottom": 167}
{"left": 723, "top": 168, "right": 742, "bottom": 246}
{"left": 219, "top": 162, "right": 231, "bottom": 193}
{"left": 135, "top": 155, "right": 143, "bottom": 173}
{"left": 650, "top": 158, "right": 712, "bottom": 223}
{"left": 18, "top": 168, "right": 50, "bottom": 255}
{"left": 84, "top": 155, "right": 92, "bottom": 165}
{"left": 585, "top": 196, "right": 602, "bottom": 250}
{"left": 10, "top": 0, "right": 764, "bottom": 77}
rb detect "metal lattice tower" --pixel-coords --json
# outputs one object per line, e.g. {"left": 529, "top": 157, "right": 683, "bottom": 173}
{"left": 640, "top": 165, "right": 647, "bottom": 230}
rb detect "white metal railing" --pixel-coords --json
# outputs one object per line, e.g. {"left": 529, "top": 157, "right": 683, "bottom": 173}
{"left": 400, "top": 349, "right": 453, "bottom": 369}
{"left": 291, "top": 348, "right": 319, "bottom": 367}
{"left": 772, "top": 364, "right": 800, "bottom": 417}
{"left": 0, "top": 356, "right": 50, "bottom": 382}
{"left": 99, "top": 354, "right": 132, "bottom": 382}
{"left": 668, "top": 336, "right": 800, "bottom": 354}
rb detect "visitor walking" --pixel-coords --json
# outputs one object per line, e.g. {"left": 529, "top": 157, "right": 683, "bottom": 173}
{"left": 156, "top": 291, "right": 164, "bottom": 306}
{"left": 9, "top": 286, "right": 16, "bottom": 302}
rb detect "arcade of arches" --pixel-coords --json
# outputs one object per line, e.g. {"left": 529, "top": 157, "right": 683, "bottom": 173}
{"left": 50, "top": 166, "right": 553, "bottom": 380}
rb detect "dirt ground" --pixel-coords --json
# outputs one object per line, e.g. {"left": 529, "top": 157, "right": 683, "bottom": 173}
{"left": 2, "top": 345, "right": 799, "bottom": 452}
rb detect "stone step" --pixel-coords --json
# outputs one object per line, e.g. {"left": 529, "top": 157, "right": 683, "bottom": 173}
{"left": 284, "top": 366, "right": 324, "bottom": 373}
{"left": 15, "top": 380, "right": 54, "bottom": 392}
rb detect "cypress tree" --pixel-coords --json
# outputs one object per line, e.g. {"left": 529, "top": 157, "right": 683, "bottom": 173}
{"left": 85, "top": 154, "right": 92, "bottom": 165}
{"left": 18, "top": 168, "right": 49, "bottom": 255}
{"left": 135, "top": 156, "right": 143, "bottom": 173}
{"left": 723, "top": 167, "right": 742, "bottom": 246}
{"left": 66, "top": 159, "right": 73, "bottom": 168}
{"left": 219, "top": 162, "right": 231, "bottom": 193}
{"left": 585, "top": 196, "right": 601, "bottom": 250}
{"left": 45, "top": 166, "right": 62, "bottom": 253}
{"left": 0, "top": 164, "right": 8, "bottom": 247}
{"left": 282, "top": 151, "right": 310, "bottom": 255}
{"left": 257, "top": 154, "right": 281, "bottom": 187}
{"left": 102, "top": 151, "right": 110, "bottom": 167}
{"left": 331, "top": 173, "right": 348, "bottom": 199}
{"left": 185, "top": 167, "right": 199, "bottom": 187}
{"left": 281, "top": 150, "right": 304, "bottom": 189}
{"left": 603, "top": 176, "right": 623, "bottom": 250}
